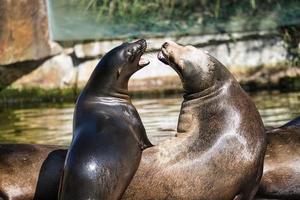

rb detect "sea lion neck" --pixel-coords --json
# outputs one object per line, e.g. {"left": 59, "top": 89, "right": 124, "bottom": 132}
{"left": 176, "top": 56, "right": 235, "bottom": 136}
{"left": 178, "top": 55, "right": 232, "bottom": 95}
{"left": 83, "top": 61, "right": 131, "bottom": 100}
{"left": 182, "top": 81, "right": 224, "bottom": 101}
{"left": 177, "top": 80, "right": 232, "bottom": 135}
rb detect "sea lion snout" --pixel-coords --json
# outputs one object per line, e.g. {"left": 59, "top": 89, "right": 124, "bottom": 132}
{"left": 135, "top": 39, "right": 147, "bottom": 50}
{"left": 130, "top": 39, "right": 147, "bottom": 55}
{"left": 158, "top": 41, "right": 217, "bottom": 93}
{"left": 158, "top": 41, "right": 202, "bottom": 70}
{"left": 158, "top": 41, "right": 180, "bottom": 67}
{"left": 124, "top": 39, "right": 149, "bottom": 67}
{"left": 162, "top": 42, "right": 169, "bottom": 49}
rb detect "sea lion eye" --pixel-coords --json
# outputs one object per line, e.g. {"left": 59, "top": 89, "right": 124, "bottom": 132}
{"left": 126, "top": 49, "right": 135, "bottom": 62}
{"left": 126, "top": 49, "right": 133, "bottom": 56}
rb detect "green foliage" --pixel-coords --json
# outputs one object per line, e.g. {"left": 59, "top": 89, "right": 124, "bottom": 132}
{"left": 0, "top": 88, "right": 79, "bottom": 106}
{"left": 53, "top": 0, "right": 300, "bottom": 62}
{"left": 60, "top": 0, "right": 299, "bottom": 30}
{"left": 279, "top": 25, "right": 300, "bottom": 65}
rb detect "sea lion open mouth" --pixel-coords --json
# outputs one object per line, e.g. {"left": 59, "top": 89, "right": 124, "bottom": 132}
{"left": 131, "top": 39, "right": 150, "bottom": 68}
{"left": 138, "top": 55, "right": 150, "bottom": 67}
{"left": 157, "top": 42, "right": 171, "bottom": 66}
{"left": 157, "top": 50, "right": 169, "bottom": 65}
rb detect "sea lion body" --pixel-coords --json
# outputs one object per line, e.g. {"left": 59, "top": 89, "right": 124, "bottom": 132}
{"left": 58, "top": 39, "right": 152, "bottom": 200}
{"left": 0, "top": 144, "right": 66, "bottom": 200}
{"left": 281, "top": 116, "right": 300, "bottom": 128}
{"left": 0, "top": 119, "right": 298, "bottom": 200}
{"left": 256, "top": 117, "right": 300, "bottom": 199}
{"left": 122, "top": 41, "right": 266, "bottom": 200}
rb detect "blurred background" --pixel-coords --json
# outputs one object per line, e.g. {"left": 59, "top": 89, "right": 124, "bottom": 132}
{"left": 0, "top": 0, "right": 299, "bottom": 145}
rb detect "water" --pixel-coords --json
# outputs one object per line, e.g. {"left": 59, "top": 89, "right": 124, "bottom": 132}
{"left": 0, "top": 91, "right": 300, "bottom": 146}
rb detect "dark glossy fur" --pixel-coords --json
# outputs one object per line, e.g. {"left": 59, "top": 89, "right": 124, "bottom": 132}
{"left": 0, "top": 40, "right": 152, "bottom": 200}
{"left": 58, "top": 39, "right": 152, "bottom": 200}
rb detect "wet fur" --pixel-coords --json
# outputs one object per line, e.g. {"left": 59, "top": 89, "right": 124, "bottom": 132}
{"left": 122, "top": 42, "right": 266, "bottom": 200}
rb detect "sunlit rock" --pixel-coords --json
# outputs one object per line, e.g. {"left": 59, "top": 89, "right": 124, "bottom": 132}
{"left": 146, "top": 38, "right": 175, "bottom": 51}
{"left": 130, "top": 52, "right": 179, "bottom": 91}
{"left": 74, "top": 40, "right": 123, "bottom": 58}
{"left": 77, "top": 59, "right": 99, "bottom": 87}
{"left": 131, "top": 52, "right": 177, "bottom": 79}
{"left": 204, "top": 37, "right": 287, "bottom": 68}
{"left": 0, "top": 0, "right": 62, "bottom": 65}
{"left": 12, "top": 54, "right": 75, "bottom": 89}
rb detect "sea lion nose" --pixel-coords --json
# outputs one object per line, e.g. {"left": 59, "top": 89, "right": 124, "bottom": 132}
{"left": 133, "top": 46, "right": 138, "bottom": 52}
{"left": 138, "top": 39, "right": 146, "bottom": 45}
{"left": 162, "top": 42, "right": 169, "bottom": 49}
{"left": 135, "top": 39, "right": 146, "bottom": 48}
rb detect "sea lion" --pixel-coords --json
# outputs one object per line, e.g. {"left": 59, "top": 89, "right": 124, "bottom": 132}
{"left": 0, "top": 144, "right": 66, "bottom": 200}
{"left": 0, "top": 39, "right": 152, "bottom": 200}
{"left": 0, "top": 121, "right": 298, "bottom": 200}
{"left": 255, "top": 116, "right": 300, "bottom": 200}
{"left": 58, "top": 39, "right": 152, "bottom": 200}
{"left": 280, "top": 116, "right": 300, "bottom": 128}
{"left": 2, "top": 41, "right": 290, "bottom": 200}
{"left": 121, "top": 41, "right": 267, "bottom": 200}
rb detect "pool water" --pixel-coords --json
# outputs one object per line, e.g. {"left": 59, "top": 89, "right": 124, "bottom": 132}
{"left": 0, "top": 91, "right": 299, "bottom": 145}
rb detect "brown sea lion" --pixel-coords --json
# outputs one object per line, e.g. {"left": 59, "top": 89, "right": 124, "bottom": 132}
{"left": 121, "top": 41, "right": 267, "bottom": 200}
{"left": 255, "top": 116, "right": 300, "bottom": 200}
{"left": 0, "top": 120, "right": 298, "bottom": 200}
{"left": 0, "top": 144, "right": 66, "bottom": 200}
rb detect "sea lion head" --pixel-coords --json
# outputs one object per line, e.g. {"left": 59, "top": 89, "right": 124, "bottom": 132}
{"left": 89, "top": 39, "right": 149, "bottom": 95}
{"left": 110, "top": 39, "right": 149, "bottom": 75}
{"left": 157, "top": 41, "right": 231, "bottom": 94}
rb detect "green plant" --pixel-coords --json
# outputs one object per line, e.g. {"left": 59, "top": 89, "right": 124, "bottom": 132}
{"left": 56, "top": 0, "right": 300, "bottom": 45}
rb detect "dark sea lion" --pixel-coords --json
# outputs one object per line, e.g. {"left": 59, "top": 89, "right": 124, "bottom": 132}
{"left": 58, "top": 39, "right": 152, "bottom": 200}
{"left": 255, "top": 116, "right": 300, "bottom": 200}
{"left": 121, "top": 41, "right": 267, "bottom": 200}
{"left": 0, "top": 39, "right": 152, "bottom": 200}
{"left": 280, "top": 116, "right": 300, "bottom": 128}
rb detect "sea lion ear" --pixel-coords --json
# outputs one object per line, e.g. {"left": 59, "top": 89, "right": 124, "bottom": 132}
{"left": 117, "top": 68, "right": 122, "bottom": 79}
{"left": 178, "top": 59, "right": 185, "bottom": 70}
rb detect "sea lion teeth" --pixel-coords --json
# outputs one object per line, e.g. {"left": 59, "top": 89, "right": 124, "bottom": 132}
{"left": 138, "top": 56, "right": 150, "bottom": 67}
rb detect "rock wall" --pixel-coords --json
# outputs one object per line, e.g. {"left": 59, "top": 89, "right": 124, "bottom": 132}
{"left": 1, "top": 31, "right": 295, "bottom": 90}
{"left": 0, "top": 0, "right": 61, "bottom": 65}
{"left": 13, "top": 54, "right": 75, "bottom": 89}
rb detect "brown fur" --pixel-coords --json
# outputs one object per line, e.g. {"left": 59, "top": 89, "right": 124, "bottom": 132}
{"left": 0, "top": 41, "right": 268, "bottom": 200}
{"left": 122, "top": 41, "right": 267, "bottom": 200}
{"left": 256, "top": 125, "right": 300, "bottom": 199}
{"left": 0, "top": 144, "right": 66, "bottom": 200}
